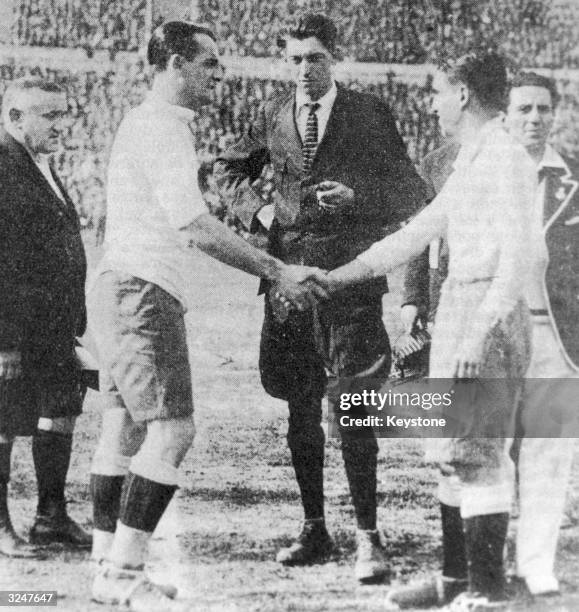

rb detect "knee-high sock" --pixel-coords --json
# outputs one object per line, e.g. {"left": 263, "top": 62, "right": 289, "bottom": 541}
{"left": 90, "top": 474, "right": 125, "bottom": 533}
{"left": 441, "top": 503, "right": 467, "bottom": 580}
{"left": 341, "top": 437, "right": 377, "bottom": 530}
{"left": 0, "top": 443, "right": 13, "bottom": 529}
{"left": 464, "top": 513, "right": 509, "bottom": 600}
{"left": 517, "top": 437, "right": 574, "bottom": 589}
{"left": 108, "top": 472, "right": 177, "bottom": 569}
{"left": 32, "top": 431, "right": 72, "bottom": 517}
{"left": 287, "top": 398, "right": 325, "bottom": 520}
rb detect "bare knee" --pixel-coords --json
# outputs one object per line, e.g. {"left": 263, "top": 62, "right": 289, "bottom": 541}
{"left": 92, "top": 408, "right": 146, "bottom": 476}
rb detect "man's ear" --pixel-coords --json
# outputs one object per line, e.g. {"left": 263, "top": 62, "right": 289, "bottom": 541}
{"left": 8, "top": 108, "right": 22, "bottom": 126}
{"left": 169, "top": 54, "right": 185, "bottom": 72}
{"left": 459, "top": 85, "right": 470, "bottom": 110}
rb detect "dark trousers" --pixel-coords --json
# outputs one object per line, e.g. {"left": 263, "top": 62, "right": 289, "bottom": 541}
{"left": 260, "top": 297, "right": 389, "bottom": 530}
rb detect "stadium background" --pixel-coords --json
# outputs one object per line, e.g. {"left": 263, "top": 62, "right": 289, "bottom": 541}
{"left": 0, "top": 0, "right": 579, "bottom": 242}
{"left": 1, "top": 3, "right": 579, "bottom": 610}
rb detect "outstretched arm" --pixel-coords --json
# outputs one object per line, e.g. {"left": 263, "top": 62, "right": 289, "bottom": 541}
{"left": 325, "top": 198, "right": 447, "bottom": 292}
{"left": 181, "top": 213, "right": 329, "bottom": 309}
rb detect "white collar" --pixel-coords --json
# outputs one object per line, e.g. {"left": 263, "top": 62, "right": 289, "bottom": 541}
{"left": 144, "top": 91, "right": 197, "bottom": 124}
{"left": 452, "top": 117, "right": 505, "bottom": 171}
{"left": 295, "top": 81, "right": 338, "bottom": 113}
{"left": 537, "top": 144, "right": 568, "bottom": 174}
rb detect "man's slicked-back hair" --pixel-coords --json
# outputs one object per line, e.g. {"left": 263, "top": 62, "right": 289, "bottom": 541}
{"left": 2, "top": 77, "right": 65, "bottom": 115}
{"left": 277, "top": 13, "right": 338, "bottom": 56}
{"left": 441, "top": 51, "right": 508, "bottom": 112}
{"left": 147, "top": 21, "right": 216, "bottom": 71}
{"left": 510, "top": 71, "right": 560, "bottom": 108}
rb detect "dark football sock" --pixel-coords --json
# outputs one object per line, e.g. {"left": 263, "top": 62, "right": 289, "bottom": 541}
{"left": 32, "top": 430, "right": 72, "bottom": 517}
{"left": 90, "top": 474, "right": 125, "bottom": 533}
{"left": 118, "top": 472, "right": 177, "bottom": 533}
{"left": 464, "top": 513, "right": 509, "bottom": 600}
{"left": 441, "top": 503, "right": 468, "bottom": 580}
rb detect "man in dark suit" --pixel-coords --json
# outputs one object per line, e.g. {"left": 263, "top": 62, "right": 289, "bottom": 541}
{"left": 0, "top": 78, "right": 91, "bottom": 557}
{"left": 389, "top": 72, "right": 579, "bottom": 608}
{"left": 215, "top": 13, "right": 427, "bottom": 581}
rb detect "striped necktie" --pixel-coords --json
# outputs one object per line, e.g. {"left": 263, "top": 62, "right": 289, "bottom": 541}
{"left": 302, "top": 102, "right": 320, "bottom": 176}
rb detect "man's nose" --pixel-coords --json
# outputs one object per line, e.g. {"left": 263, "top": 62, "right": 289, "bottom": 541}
{"left": 527, "top": 106, "right": 541, "bottom": 122}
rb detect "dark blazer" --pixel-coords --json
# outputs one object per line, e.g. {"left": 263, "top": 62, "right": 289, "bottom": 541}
{"left": 403, "top": 141, "right": 579, "bottom": 370}
{"left": 0, "top": 129, "right": 87, "bottom": 382}
{"left": 215, "top": 84, "right": 427, "bottom": 399}
{"left": 215, "top": 84, "right": 427, "bottom": 271}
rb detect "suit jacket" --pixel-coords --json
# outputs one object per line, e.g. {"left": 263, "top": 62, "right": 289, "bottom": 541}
{"left": 0, "top": 129, "right": 87, "bottom": 381}
{"left": 215, "top": 84, "right": 427, "bottom": 399}
{"left": 215, "top": 84, "right": 427, "bottom": 279}
{"left": 403, "top": 141, "right": 579, "bottom": 370}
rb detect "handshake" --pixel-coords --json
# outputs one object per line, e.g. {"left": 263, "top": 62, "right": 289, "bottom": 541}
{"left": 270, "top": 264, "right": 336, "bottom": 322}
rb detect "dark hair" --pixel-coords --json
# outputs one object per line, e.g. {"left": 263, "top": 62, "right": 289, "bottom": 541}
{"left": 441, "top": 51, "right": 508, "bottom": 112}
{"left": 277, "top": 13, "right": 338, "bottom": 55}
{"left": 147, "top": 21, "right": 216, "bottom": 70}
{"left": 2, "top": 78, "right": 65, "bottom": 114}
{"left": 510, "top": 71, "right": 560, "bottom": 108}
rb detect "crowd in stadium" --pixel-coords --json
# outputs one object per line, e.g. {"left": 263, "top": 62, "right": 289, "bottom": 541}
{"left": 0, "top": 59, "right": 441, "bottom": 240}
{"left": 14, "top": 0, "right": 579, "bottom": 68}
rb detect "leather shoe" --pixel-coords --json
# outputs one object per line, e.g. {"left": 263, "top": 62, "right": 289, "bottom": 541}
{"left": 385, "top": 575, "right": 468, "bottom": 609}
{"left": 355, "top": 529, "right": 389, "bottom": 584}
{"left": 30, "top": 514, "right": 92, "bottom": 548}
{"left": 276, "top": 519, "right": 333, "bottom": 566}
{"left": 0, "top": 525, "right": 43, "bottom": 559}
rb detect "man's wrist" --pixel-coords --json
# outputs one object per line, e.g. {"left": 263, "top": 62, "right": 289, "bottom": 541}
{"left": 263, "top": 257, "right": 285, "bottom": 283}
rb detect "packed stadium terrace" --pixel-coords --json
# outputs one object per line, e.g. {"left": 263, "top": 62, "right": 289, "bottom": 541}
{"left": 13, "top": 0, "right": 579, "bottom": 68}
{"left": 0, "top": 60, "right": 442, "bottom": 239}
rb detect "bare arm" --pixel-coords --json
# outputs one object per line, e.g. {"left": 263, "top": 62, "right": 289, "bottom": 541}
{"left": 180, "top": 213, "right": 329, "bottom": 308}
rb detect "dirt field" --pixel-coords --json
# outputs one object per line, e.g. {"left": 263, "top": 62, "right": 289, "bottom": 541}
{"left": 1, "top": 248, "right": 578, "bottom": 611}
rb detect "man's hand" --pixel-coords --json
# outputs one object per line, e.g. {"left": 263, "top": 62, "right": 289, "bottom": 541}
{"left": 453, "top": 336, "right": 485, "bottom": 379}
{"left": 315, "top": 181, "right": 354, "bottom": 214}
{"left": 274, "top": 265, "right": 331, "bottom": 311}
{"left": 0, "top": 350, "right": 22, "bottom": 380}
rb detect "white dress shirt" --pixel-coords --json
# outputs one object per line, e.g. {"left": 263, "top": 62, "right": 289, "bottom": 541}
{"left": 295, "top": 81, "right": 338, "bottom": 144}
{"left": 358, "top": 119, "right": 537, "bottom": 328}
{"left": 35, "top": 157, "right": 66, "bottom": 203}
{"left": 98, "top": 92, "right": 208, "bottom": 307}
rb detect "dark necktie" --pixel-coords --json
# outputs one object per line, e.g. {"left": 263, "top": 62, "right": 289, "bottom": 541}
{"left": 539, "top": 166, "right": 566, "bottom": 224}
{"left": 302, "top": 102, "right": 320, "bottom": 176}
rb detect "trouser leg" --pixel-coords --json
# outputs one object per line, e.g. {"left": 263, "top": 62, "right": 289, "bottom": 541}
{"left": 286, "top": 396, "right": 325, "bottom": 520}
{"left": 516, "top": 436, "right": 574, "bottom": 592}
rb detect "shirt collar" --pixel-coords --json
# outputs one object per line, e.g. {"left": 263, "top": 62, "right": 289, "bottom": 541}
{"left": 537, "top": 144, "right": 568, "bottom": 174}
{"left": 452, "top": 116, "right": 505, "bottom": 171}
{"left": 295, "top": 81, "right": 338, "bottom": 114}
{"left": 144, "top": 91, "right": 197, "bottom": 124}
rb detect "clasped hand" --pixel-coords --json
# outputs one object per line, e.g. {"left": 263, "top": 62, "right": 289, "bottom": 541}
{"left": 270, "top": 265, "right": 333, "bottom": 320}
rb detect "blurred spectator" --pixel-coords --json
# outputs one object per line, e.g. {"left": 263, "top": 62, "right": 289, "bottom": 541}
{"left": 197, "top": 0, "right": 579, "bottom": 68}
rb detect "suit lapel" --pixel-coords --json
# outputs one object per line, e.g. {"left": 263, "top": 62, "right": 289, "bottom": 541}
{"left": 275, "top": 95, "right": 303, "bottom": 172}
{"left": 313, "top": 86, "right": 347, "bottom": 165}
{"left": 544, "top": 168, "right": 579, "bottom": 232}
{"left": 1, "top": 130, "right": 69, "bottom": 219}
